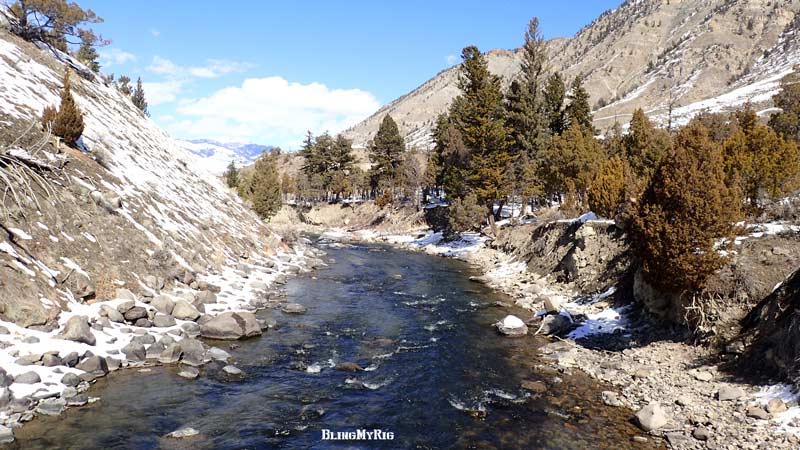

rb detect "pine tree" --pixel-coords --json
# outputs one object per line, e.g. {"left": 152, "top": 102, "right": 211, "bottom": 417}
{"left": 539, "top": 123, "right": 606, "bottom": 203}
{"left": 449, "top": 45, "right": 512, "bottom": 217}
{"left": 631, "top": 120, "right": 742, "bottom": 293}
{"left": 52, "top": 69, "right": 84, "bottom": 147}
{"left": 588, "top": 155, "right": 627, "bottom": 219}
{"left": 769, "top": 70, "right": 800, "bottom": 143}
{"left": 368, "top": 115, "right": 406, "bottom": 195}
{"left": 224, "top": 160, "right": 239, "bottom": 188}
{"left": 543, "top": 72, "right": 567, "bottom": 135}
{"left": 118, "top": 76, "right": 132, "bottom": 96}
{"left": 624, "top": 109, "right": 670, "bottom": 179}
{"left": 249, "top": 152, "right": 282, "bottom": 219}
{"left": 9, "top": 0, "right": 104, "bottom": 50}
{"left": 565, "top": 76, "right": 594, "bottom": 133}
{"left": 433, "top": 113, "right": 470, "bottom": 200}
{"left": 75, "top": 29, "right": 100, "bottom": 73}
{"left": 132, "top": 77, "right": 148, "bottom": 116}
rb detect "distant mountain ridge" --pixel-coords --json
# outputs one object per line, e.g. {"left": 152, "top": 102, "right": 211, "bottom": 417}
{"left": 343, "top": 0, "right": 800, "bottom": 150}
{"left": 177, "top": 139, "right": 272, "bottom": 175}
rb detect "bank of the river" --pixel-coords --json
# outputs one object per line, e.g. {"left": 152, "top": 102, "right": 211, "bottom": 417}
{"left": 282, "top": 204, "right": 800, "bottom": 450}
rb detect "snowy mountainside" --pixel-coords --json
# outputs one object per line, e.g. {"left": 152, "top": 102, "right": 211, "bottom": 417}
{"left": 176, "top": 139, "right": 271, "bottom": 176}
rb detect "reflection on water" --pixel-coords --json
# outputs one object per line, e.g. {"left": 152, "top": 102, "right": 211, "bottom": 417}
{"left": 14, "top": 241, "right": 662, "bottom": 450}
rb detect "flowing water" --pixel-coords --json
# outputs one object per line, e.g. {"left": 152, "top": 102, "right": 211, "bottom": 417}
{"left": 14, "top": 240, "right": 662, "bottom": 449}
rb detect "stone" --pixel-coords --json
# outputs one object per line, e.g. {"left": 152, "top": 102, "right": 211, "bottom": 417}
{"left": 36, "top": 397, "right": 66, "bottom": 416}
{"left": 122, "top": 342, "right": 146, "bottom": 362}
{"left": 177, "top": 366, "right": 199, "bottom": 379}
{"left": 200, "top": 312, "right": 262, "bottom": 340}
{"left": 143, "top": 275, "right": 163, "bottom": 291}
{"left": 746, "top": 405, "right": 770, "bottom": 420}
{"left": 179, "top": 338, "right": 205, "bottom": 366}
{"left": 151, "top": 295, "right": 175, "bottom": 315}
{"left": 0, "top": 425, "right": 13, "bottom": 444}
{"left": 496, "top": 315, "right": 528, "bottom": 336}
{"left": 41, "top": 354, "right": 62, "bottom": 367}
{"left": 146, "top": 341, "right": 167, "bottom": 360}
{"left": 692, "top": 371, "right": 713, "bottom": 382}
{"left": 665, "top": 432, "right": 690, "bottom": 447}
{"left": 132, "top": 334, "right": 156, "bottom": 345}
{"left": 57, "top": 315, "right": 96, "bottom": 346}
{"left": 195, "top": 290, "right": 217, "bottom": 304}
{"left": 124, "top": 306, "right": 148, "bottom": 322}
{"left": 282, "top": 303, "right": 308, "bottom": 314}
{"left": 0, "top": 295, "right": 47, "bottom": 328}
{"left": 66, "top": 394, "right": 89, "bottom": 407}
{"left": 521, "top": 381, "right": 547, "bottom": 394}
{"left": 14, "top": 371, "right": 41, "bottom": 384}
{"left": 153, "top": 313, "right": 176, "bottom": 328}
{"left": 0, "top": 388, "right": 9, "bottom": 408}
{"left": 21, "top": 336, "right": 39, "bottom": 344}
{"left": 116, "top": 300, "right": 135, "bottom": 314}
{"left": 676, "top": 395, "right": 693, "bottom": 407}
{"left": 633, "top": 367, "right": 654, "bottom": 379}
{"left": 62, "top": 352, "right": 79, "bottom": 367}
{"left": 134, "top": 318, "right": 152, "bottom": 328}
{"left": 767, "top": 398, "right": 788, "bottom": 414}
{"left": 538, "top": 314, "right": 571, "bottom": 335}
{"left": 543, "top": 296, "right": 561, "bottom": 314}
{"left": 0, "top": 326, "right": 8, "bottom": 334}
{"left": 717, "top": 386, "right": 745, "bottom": 401}
{"left": 334, "top": 362, "right": 362, "bottom": 372}
{"left": 76, "top": 356, "right": 108, "bottom": 376}
{"left": 0, "top": 368, "right": 12, "bottom": 387}
{"left": 692, "top": 426, "right": 710, "bottom": 441}
{"left": 206, "top": 347, "right": 231, "bottom": 362}
{"left": 222, "top": 365, "right": 243, "bottom": 375}
{"left": 166, "top": 427, "right": 199, "bottom": 438}
{"left": 116, "top": 289, "right": 136, "bottom": 301}
{"left": 100, "top": 305, "right": 125, "bottom": 323}
{"left": 106, "top": 357, "right": 122, "bottom": 371}
{"left": 635, "top": 403, "right": 668, "bottom": 431}
{"left": 602, "top": 391, "right": 623, "bottom": 407}
{"left": 159, "top": 343, "right": 183, "bottom": 364}
{"left": 172, "top": 300, "right": 201, "bottom": 321}
{"left": 181, "top": 322, "right": 201, "bottom": 338}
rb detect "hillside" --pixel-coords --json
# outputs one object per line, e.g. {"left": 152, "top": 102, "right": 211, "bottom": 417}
{"left": 344, "top": 0, "right": 800, "bottom": 149}
{"left": 175, "top": 139, "right": 271, "bottom": 176}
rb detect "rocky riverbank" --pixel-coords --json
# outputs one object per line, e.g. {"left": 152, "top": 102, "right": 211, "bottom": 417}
{"left": 288, "top": 204, "right": 800, "bottom": 450}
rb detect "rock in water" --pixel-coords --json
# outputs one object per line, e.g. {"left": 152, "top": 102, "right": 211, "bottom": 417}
{"left": 167, "top": 427, "right": 199, "bottom": 438}
{"left": 0, "top": 425, "right": 14, "bottom": 444}
{"left": 635, "top": 403, "right": 668, "bottom": 431}
{"left": 223, "top": 365, "right": 243, "bottom": 375}
{"left": 496, "top": 315, "right": 528, "bottom": 336}
{"left": 199, "top": 312, "right": 262, "bottom": 340}
{"left": 177, "top": 366, "right": 199, "bottom": 379}
{"left": 58, "top": 315, "right": 96, "bottom": 346}
{"left": 281, "top": 303, "right": 307, "bottom": 314}
{"left": 767, "top": 398, "right": 788, "bottom": 414}
{"left": 36, "top": 398, "right": 66, "bottom": 416}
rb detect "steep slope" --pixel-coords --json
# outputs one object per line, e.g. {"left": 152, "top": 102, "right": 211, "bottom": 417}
{"left": 344, "top": 0, "right": 800, "bottom": 148}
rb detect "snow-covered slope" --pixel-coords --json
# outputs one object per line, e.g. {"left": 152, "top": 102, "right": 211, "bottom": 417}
{"left": 175, "top": 139, "right": 270, "bottom": 175}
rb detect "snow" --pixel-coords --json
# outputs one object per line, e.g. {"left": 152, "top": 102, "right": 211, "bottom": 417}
{"left": 753, "top": 384, "right": 800, "bottom": 435}
{"left": 499, "top": 315, "right": 525, "bottom": 329}
{"left": 8, "top": 228, "right": 32, "bottom": 240}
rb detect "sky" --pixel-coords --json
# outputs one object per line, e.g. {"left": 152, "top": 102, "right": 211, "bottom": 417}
{"left": 78, "top": 0, "right": 624, "bottom": 149}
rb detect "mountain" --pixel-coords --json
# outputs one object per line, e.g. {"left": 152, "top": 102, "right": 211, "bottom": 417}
{"left": 344, "top": 0, "right": 800, "bottom": 149}
{"left": 176, "top": 139, "right": 271, "bottom": 175}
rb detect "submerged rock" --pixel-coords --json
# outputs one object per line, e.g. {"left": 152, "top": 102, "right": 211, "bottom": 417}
{"left": 177, "top": 366, "right": 199, "bottom": 380}
{"left": 496, "top": 315, "right": 528, "bottom": 336}
{"left": 222, "top": 365, "right": 243, "bottom": 375}
{"left": 281, "top": 303, "right": 307, "bottom": 314}
{"left": 166, "top": 427, "right": 199, "bottom": 438}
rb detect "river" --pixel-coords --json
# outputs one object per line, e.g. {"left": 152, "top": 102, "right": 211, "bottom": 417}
{"left": 13, "top": 239, "right": 661, "bottom": 449}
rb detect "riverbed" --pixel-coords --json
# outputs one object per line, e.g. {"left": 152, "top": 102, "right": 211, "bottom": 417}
{"left": 13, "top": 239, "right": 661, "bottom": 449}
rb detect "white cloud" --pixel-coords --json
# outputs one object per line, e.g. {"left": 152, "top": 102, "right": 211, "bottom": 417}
{"left": 167, "top": 76, "right": 381, "bottom": 148}
{"left": 150, "top": 29, "right": 161, "bottom": 37}
{"left": 142, "top": 80, "right": 184, "bottom": 106}
{"left": 147, "top": 56, "right": 182, "bottom": 76}
{"left": 147, "top": 56, "right": 252, "bottom": 79}
{"left": 98, "top": 48, "right": 136, "bottom": 67}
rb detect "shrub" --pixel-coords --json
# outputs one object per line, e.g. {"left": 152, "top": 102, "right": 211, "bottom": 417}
{"left": 52, "top": 69, "right": 84, "bottom": 146}
{"left": 250, "top": 153, "right": 282, "bottom": 220}
{"left": 588, "top": 155, "right": 627, "bottom": 219}
{"left": 40, "top": 105, "right": 57, "bottom": 131}
{"left": 376, "top": 189, "right": 393, "bottom": 209}
{"left": 447, "top": 193, "right": 485, "bottom": 233}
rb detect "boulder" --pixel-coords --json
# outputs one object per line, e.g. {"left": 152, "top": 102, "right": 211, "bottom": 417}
{"left": 100, "top": 305, "right": 125, "bottom": 323}
{"left": 717, "top": 386, "right": 745, "bottom": 401}
{"left": 124, "top": 306, "right": 148, "bottom": 322}
{"left": 543, "top": 296, "right": 561, "bottom": 314}
{"left": 177, "top": 366, "right": 199, "bottom": 379}
{"left": 57, "top": 315, "right": 96, "bottom": 346}
{"left": 143, "top": 275, "right": 164, "bottom": 291}
{"left": 767, "top": 398, "right": 788, "bottom": 414}
{"left": 63, "top": 352, "right": 79, "bottom": 367}
{"left": 151, "top": 295, "right": 175, "bottom": 315}
{"left": 539, "top": 314, "right": 571, "bottom": 335}
{"left": 746, "top": 405, "right": 770, "bottom": 420}
{"left": 222, "top": 365, "right": 243, "bottom": 375}
{"left": 0, "top": 295, "right": 48, "bottom": 328}
{"left": 159, "top": 343, "right": 183, "bottom": 364}
{"left": 281, "top": 303, "right": 307, "bottom": 314}
{"left": 195, "top": 290, "right": 217, "bottom": 305}
{"left": 116, "top": 289, "right": 136, "bottom": 301}
{"left": 41, "top": 353, "right": 62, "bottom": 367}
{"left": 179, "top": 338, "right": 205, "bottom": 366}
{"left": 76, "top": 356, "right": 108, "bottom": 376}
{"left": 14, "top": 371, "right": 41, "bottom": 384}
{"left": 172, "top": 300, "right": 201, "bottom": 321}
{"left": 635, "top": 403, "right": 668, "bottom": 431}
{"left": 0, "top": 425, "right": 14, "bottom": 444}
{"left": 122, "top": 342, "right": 146, "bottom": 362}
{"left": 181, "top": 322, "right": 201, "bottom": 338}
{"left": 153, "top": 313, "right": 176, "bottom": 328}
{"left": 146, "top": 341, "right": 166, "bottom": 360}
{"left": 36, "top": 397, "right": 66, "bottom": 416}
{"left": 206, "top": 347, "right": 231, "bottom": 362}
{"left": 0, "top": 368, "right": 12, "bottom": 387}
{"left": 496, "top": 315, "right": 528, "bottom": 336}
{"left": 199, "top": 312, "right": 262, "bottom": 340}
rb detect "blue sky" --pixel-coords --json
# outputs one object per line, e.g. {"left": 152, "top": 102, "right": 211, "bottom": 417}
{"left": 81, "top": 0, "right": 623, "bottom": 149}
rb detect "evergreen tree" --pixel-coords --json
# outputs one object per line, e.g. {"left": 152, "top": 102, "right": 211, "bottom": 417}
{"left": 565, "top": 76, "right": 594, "bottom": 133}
{"left": 9, "top": 0, "right": 105, "bottom": 51}
{"left": 539, "top": 123, "right": 606, "bottom": 203}
{"left": 224, "top": 160, "right": 239, "bottom": 188}
{"left": 52, "top": 69, "right": 84, "bottom": 146}
{"left": 432, "top": 113, "right": 470, "bottom": 200}
{"left": 588, "top": 155, "right": 627, "bottom": 219}
{"left": 132, "top": 77, "right": 148, "bottom": 116}
{"left": 543, "top": 72, "right": 567, "bottom": 135}
{"left": 117, "top": 75, "right": 132, "bottom": 96}
{"left": 75, "top": 29, "right": 100, "bottom": 73}
{"left": 769, "top": 70, "right": 800, "bottom": 143}
{"left": 249, "top": 152, "right": 283, "bottom": 220}
{"left": 631, "top": 120, "right": 742, "bottom": 293}
{"left": 624, "top": 109, "right": 670, "bottom": 179}
{"left": 449, "top": 45, "right": 512, "bottom": 217}
{"left": 367, "top": 115, "right": 406, "bottom": 194}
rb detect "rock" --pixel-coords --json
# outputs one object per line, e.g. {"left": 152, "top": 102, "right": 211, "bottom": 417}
{"left": 134, "top": 318, "right": 152, "bottom": 327}
{"left": 0, "top": 388, "right": 9, "bottom": 408}
{"left": 631, "top": 436, "right": 648, "bottom": 444}
{"left": 41, "top": 353, "right": 62, "bottom": 367}
{"left": 692, "top": 426, "right": 710, "bottom": 441}
{"left": 746, "top": 405, "right": 770, "bottom": 420}
{"left": 206, "top": 347, "right": 231, "bottom": 362}
{"left": 100, "top": 305, "right": 125, "bottom": 323}
{"left": 66, "top": 394, "right": 89, "bottom": 407}
{"left": 181, "top": 322, "right": 201, "bottom": 338}
{"left": 62, "top": 352, "right": 79, "bottom": 367}
{"left": 166, "top": 427, "right": 199, "bottom": 438}
{"left": 179, "top": 338, "right": 205, "bottom": 366}
{"left": 146, "top": 341, "right": 166, "bottom": 360}
{"left": 0, "top": 368, "right": 12, "bottom": 387}
{"left": 767, "top": 398, "right": 788, "bottom": 414}
{"left": 521, "top": 380, "right": 547, "bottom": 393}
{"left": 538, "top": 314, "right": 571, "bottom": 335}
{"left": 717, "top": 386, "right": 745, "bottom": 401}
{"left": 335, "top": 362, "right": 363, "bottom": 372}
{"left": 496, "top": 315, "right": 528, "bottom": 336}
{"left": 177, "top": 366, "right": 199, "bottom": 379}
{"left": 153, "top": 313, "right": 176, "bottom": 328}
{"left": 116, "top": 289, "right": 136, "bottom": 301}
{"left": 633, "top": 367, "right": 654, "bottom": 379}
{"left": 543, "top": 296, "right": 561, "bottom": 314}
{"left": 665, "top": 432, "right": 690, "bottom": 447}
{"left": 0, "top": 425, "right": 13, "bottom": 444}
{"left": 0, "top": 326, "right": 8, "bottom": 334}
{"left": 692, "top": 370, "right": 713, "bottom": 382}
{"left": 57, "top": 315, "right": 96, "bottom": 346}
{"left": 772, "top": 246, "right": 791, "bottom": 256}
{"left": 14, "top": 371, "right": 41, "bottom": 384}
{"left": 200, "top": 312, "right": 262, "bottom": 340}
{"left": 143, "top": 275, "right": 163, "bottom": 291}
{"left": 21, "top": 336, "right": 39, "bottom": 344}
{"left": 676, "top": 395, "right": 693, "bottom": 407}
{"left": 76, "top": 356, "right": 108, "bottom": 376}
{"left": 222, "top": 365, "right": 243, "bottom": 375}
{"left": 159, "top": 343, "right": 183, "bottom": 364}
{"left": 116, "top": 301, "right": 135, "bottom": 315}
{"left": 172, "top": 300, "right": 201, "bottom": 321}
{"left": 635, "top": 403, "right": 668, "bottom": 431}
{"left": 124, "top": 306, "right": 148, "bottom": 322}
{"left": 36, "top": 397, "right": 66, "bottom": 416}
{"left": 61, "top": 372, "right": 81, "bottom": 387}
{"left": 602, "top": 391, "right": 623, "bottom": 407}
{"left": 106, "top": 357, "right": 122, "bottom": 371}
{"left": 72, "top": 274, "right": 95, "bottom": 299}
{"left": 195, "top": 290, "right": 217, "bottom": 304}
{"left": 0, "top": 294, "right": 48, "bottom": 328}
{"left": 282, "top": 303, "right": 307, "bottom": 314}
{"left": 132, "top": 334, "right": 156, "bottom": 345}
{"left": 151, "top": 295, "right": 175, "bottom": 315}
{"left": 122, "top": 342, "right": 146, "bottom": 362}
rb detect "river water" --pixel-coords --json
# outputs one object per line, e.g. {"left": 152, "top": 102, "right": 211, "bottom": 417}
{"left": 14, "top": 240, "right": 661, "bottom": 449}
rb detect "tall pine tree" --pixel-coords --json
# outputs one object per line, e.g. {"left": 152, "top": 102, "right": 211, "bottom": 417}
{"left": 543, "top": 72, "right": 567, "bottom": 136}
{"left": 367, "top": 115, "right": 406, "bottom": 195}
{"left": 132, "top": 77, "right": 148, "bottom": 116}
{"left": 565, "top": 76, "right": 594, "bottom": 134}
